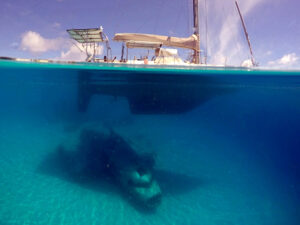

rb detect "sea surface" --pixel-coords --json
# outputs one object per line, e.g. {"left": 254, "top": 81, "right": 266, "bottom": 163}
{"left": 0, "top": 60, "right": 299, "bottom": 225}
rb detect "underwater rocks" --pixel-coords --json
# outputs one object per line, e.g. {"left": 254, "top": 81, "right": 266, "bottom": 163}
{"left": 60, "top": 128, "right": 162, "bottom": 208}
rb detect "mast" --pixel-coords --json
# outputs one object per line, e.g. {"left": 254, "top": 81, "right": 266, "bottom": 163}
{"left": 235, "top": 1, "right": 257, "bottom": 66}
{"left": 193, "top": 0, "right": 200, "bottom": 64}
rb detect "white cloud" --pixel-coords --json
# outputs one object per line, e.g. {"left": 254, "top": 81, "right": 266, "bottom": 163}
{"left": 56, "top": 43, "right": 103, "bottom": 62}
{"left": 10, "top": 42, "right": 19, "bottom": 49}
{"left": 266, "top": 51, "right": 272, "bottom": 56}
{"left": 279, "top": 53, "right": 299, "bottom": 65}
{"left": 241, "top": 59, "right": 253, "bottom": 67}
{"left": 57, "top": 45, "right": 88, "bottom": 61}
{"left": 268, "top": 53, "right": 299, "bottom": 68}
{"left": 20, "top": 30, "right": 103, "bottom": 61}
{"left": 19, "top": 31, "right": 103, "bottom": 61}
{"left": 20, "top": 31, "right": 67, "bottom": 54}
{"left": 202, "top": 0, "right": 267, "bottom": 66}
{"left": 52, "top": 22, "right": 61, "bottom": 29}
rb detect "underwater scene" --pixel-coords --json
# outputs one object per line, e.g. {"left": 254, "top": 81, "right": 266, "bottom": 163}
{"left": 0, "top": 60, "right": 299, "bottom": 225}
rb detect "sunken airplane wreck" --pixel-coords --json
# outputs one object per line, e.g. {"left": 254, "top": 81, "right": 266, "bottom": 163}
{"left": 54, "top": 129, "right": 162, "bottom": 208}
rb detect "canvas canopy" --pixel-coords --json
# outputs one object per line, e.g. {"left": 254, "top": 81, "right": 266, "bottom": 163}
{"left": 113, "top": 33, "right": 199, "bottom": 51}
{"left": 67, "top": 28, "right": 107, "bottom": 43}
{"left": 126, "top": 41, "right": 162, "bottom": 49}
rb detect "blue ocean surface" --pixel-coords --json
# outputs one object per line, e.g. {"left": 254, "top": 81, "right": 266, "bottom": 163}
{"left": 0, "top": 60, "right": 299, "bottom": 225}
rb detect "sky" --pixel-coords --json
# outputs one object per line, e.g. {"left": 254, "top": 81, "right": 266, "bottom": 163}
{"left": 0, "top": 0, "right": 300, "bottom": 68}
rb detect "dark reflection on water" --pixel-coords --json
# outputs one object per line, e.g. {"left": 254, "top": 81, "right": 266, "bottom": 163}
{"left": 77, "top": 70, "right": 235, "bottom": 114}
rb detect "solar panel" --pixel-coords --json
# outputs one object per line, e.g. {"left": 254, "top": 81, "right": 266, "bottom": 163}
{"left": 67, "top": 28, "right": 107, "bottom": 43}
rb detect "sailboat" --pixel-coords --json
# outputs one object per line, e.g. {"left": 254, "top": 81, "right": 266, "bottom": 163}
{"left": 67, "top": 0, "right": 201, "bottom": 64}
{"left": 67, "top": 0, "right": 256, "bottom": 66}
{"left": 0, "top": 0, "right": 255, "bottom": 114}
{"left": 111, "top": 0, "right": 201, "bottom": 65}
{"left": 69, "top": 0, "right": 256, "bottom": 115}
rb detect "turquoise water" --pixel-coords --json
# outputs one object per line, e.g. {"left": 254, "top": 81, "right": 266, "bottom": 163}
{"left": 0, "top": 60, "right": 299, "bottom": 225}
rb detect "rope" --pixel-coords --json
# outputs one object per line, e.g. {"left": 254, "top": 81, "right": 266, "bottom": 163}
{"left": 153, "top": 0, "right": 166, "bottom": 34}
{"left": 112, "top": 0, "right": 125, "bottom": 34}
{"left": 204, "top": 0, "right": 209, "bottom": 64}
{"left": 187, "top": 0, "right": 194, "bottom": 60}
{"left": 187, "top": 0, "right": 192, "bottom": 35}
{"left": 172, "top": 0, "right": 184, "bottom": 36}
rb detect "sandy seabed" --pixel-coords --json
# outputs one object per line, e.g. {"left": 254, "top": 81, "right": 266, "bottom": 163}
{"left": 0, "top": 113, "right": 298, "bottom": 225}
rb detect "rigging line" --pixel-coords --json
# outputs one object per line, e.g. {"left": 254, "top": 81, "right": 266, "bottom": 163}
{"left": 153, "top": 0, "right": 166, "bottom": 34}
{"left": 235, "top": 0, "right": 257, "bottom": 66}
{"left": 136, "top": 20, "right": 150, "bottom": 34}
{"left": 30, "top": 0, "right": 45, "bottom": 11}
{"left": 112, "top": 0, "right": 125, "bottom": 34}
{"left": 187, "top": 0, "right": 193, "bottom": 35}
{"left": 185, "top": 0, "right": 189, "bottom": 36}
{"left": 171, "top": 0, "right": 184, "bottom": 36}
{"left": 204, "top": 0, "right": 208, "bottom": 64}
{"left": 70, "top": 41, "right": 85, "bottom": 54}
{"left": 190, "top": 0, "right": 195, "bottom": 59}
{"left": 135, "top": 0, "right": 156, "bottom": 33}
{"left": 220, "top": 4, "right": 228, "bottom": 65}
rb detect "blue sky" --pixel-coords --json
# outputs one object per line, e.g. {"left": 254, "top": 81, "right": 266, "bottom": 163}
{"left": 1, "top": 0, "right": 300, "bottom": 68}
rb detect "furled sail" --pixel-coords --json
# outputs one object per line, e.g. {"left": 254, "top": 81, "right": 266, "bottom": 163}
{"left": 113, "top": 33, "right": 199, "bottom": 51}
{"left": 126, "top": 41, "right": 162, "bottom": 49}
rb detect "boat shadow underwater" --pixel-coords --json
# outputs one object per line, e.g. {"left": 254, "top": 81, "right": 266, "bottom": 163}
{"left": 37, "top": 128, "right": 203, "bottom": 213}
{"left": 77, "top": 70, "right": 235, "bottom": 114}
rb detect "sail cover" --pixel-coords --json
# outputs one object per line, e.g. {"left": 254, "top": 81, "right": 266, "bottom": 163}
{"left": 67, "top": 28, "right": 107, "bottom": 43}
{"left": 113, "top": 33, "right": 199, "bottom": 50}
{"left": 126, "top": 41, "right": 162, "bottom": 49}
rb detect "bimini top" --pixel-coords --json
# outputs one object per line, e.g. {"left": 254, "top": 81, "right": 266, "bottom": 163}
{"left": 67, "top": 28, "right": 108, "bottom": 43}
{"left": 113, "top": 33, "right": 199, "bottom": 51}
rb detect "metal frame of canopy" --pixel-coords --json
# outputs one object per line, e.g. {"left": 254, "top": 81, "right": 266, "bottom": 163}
{"left": 67, "top": 26, "right": 111, "bottom": 62}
